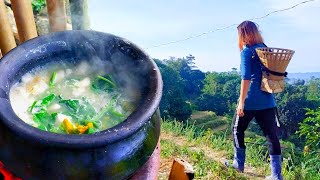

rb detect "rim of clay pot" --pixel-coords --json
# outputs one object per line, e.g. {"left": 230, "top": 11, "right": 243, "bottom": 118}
{"left": 0, "top": 30, "right": 163, "bottom": 149}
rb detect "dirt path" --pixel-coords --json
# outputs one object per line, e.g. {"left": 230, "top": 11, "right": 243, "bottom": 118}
{"left": 159, "top": 131, "right": 265, "bottom": 180}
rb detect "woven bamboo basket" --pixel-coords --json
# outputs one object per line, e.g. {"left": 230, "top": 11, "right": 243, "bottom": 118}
{"left": 260, "top": 74, "right": 285, "bottom": 93}
{"left": 256, "top": 47, "right": 295, "bottom": 93}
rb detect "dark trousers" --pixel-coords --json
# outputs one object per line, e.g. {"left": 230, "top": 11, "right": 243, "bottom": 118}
{"left": 232, "top": 108, "right": 281, "bottom": 155}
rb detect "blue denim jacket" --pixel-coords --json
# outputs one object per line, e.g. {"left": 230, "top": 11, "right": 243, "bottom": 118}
{"left": 240, "top": 43, "right": 276, "bottom": 110}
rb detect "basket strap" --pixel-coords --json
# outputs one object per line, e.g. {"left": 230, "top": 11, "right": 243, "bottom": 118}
{"left": 248, "top": 44, "right": 288, "bottom": 77}
{"left": 261, "top": 66, "right": 288, "bottom": 77}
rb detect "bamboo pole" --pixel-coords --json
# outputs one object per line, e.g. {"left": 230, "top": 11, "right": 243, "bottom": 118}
{"left": 0, "top": 0, "right": 16, "bottom": 55}
{"left": 46, "top": 0, "right": 67, "bottom": 32}
{"left": 69, "top": 0, "right": 90, "bottom": 30}
{"left": 11, "top": 0, "right": 38, "bottom": 42}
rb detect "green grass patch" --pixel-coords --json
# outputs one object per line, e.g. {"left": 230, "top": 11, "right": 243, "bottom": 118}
{"left": 196, "top": 119, "right": 227, "bottom": 130}
{"left": 161, "top": 139, "right": 247, "bottom": 179}
{"left": 187, "top": 111, "right": 229, "bottom": 134}
{"left": 161, "top": 119, "right": 320, "bottom": 180}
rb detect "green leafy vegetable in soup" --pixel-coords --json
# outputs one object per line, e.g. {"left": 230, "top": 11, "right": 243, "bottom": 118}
{"left": 49, "top": 71, "right": 56, "bottom": 88}
{"left": 9, "top": 62, "right": 137, "bottom": 134}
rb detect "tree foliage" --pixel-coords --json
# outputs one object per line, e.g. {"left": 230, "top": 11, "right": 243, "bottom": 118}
{"left": 275, "top": 83, "right": 320, "bottom": 138}
{"left": 155, "top": 59, "right": 192, "bottom": 121}
{"left": 297, "top": 108, "right": 320, "bottom": 149}
{"left": 155, "top": 55, "right": 320, "bottom": 148}
{"left": 164, "top": 55, "right": 205, "bottom": 102}
{"left": 197, "top": 72, "right": 240, "bottom": 115}
{"left": 306, "top": 78, "right": 320, "bottom": 101}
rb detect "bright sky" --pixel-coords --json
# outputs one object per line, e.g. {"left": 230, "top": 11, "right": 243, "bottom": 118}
{"left": 88, "top": 0, "right": 320, "bottom": 73}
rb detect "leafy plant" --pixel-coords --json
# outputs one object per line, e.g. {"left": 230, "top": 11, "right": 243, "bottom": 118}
{"left": 297, "top": 108, "right": 320, "bottom": 149}
{"left": 59, "top": 98, "right": 80, "bottom": 113}
{"left": 31, "top": 0, "right": 46, "bottom": 14}
{"left": 91, "top": 74, "right": 117, "bottom": 93}
{"left": 49, "top": 71, "right": 56, "bottom": 88}
{"left": 27, "top": 73, "right": 123, "bottom": 134}
{"left": 41, "top": 93, "right": 56, "bottom": 106}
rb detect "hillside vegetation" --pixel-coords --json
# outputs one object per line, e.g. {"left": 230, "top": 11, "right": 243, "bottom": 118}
{"left": 156, "top": 55, "right": 319, "bottom": 179}
{"left": 159, "top": 117, "right": 320, "bottom": 180}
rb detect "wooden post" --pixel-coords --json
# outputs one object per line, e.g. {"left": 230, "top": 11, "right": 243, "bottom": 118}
{"left": 169, "top": 158, "right": 194, "bottom": 180}
{"left": 69, "top": 0, "right": 90, "bottom": 30}
{"left": 0, "top": 0, "right": 16, "bottom": 55}
{"left": 11, "top": 0, "right": 38, "bottom": 42}
{"left": 46, "top": 0, "right": 67, "bottom": 32}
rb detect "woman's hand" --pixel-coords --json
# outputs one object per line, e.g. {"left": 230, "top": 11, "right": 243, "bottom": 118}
{"left": 237, "top": 101, "right": 245, "bottom": 117}
{"left": 237, "top": 79, "right": 250, "bottom": 117}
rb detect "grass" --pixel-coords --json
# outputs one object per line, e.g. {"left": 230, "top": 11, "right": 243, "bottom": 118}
{"left": 161, "top": 138, "right": 246, "bottom": 179}
{"left": 161, "top": 118, "right": 320, "bottom": 180}
{"left": 188, "top": 111, "right": 228, "bottom": 131}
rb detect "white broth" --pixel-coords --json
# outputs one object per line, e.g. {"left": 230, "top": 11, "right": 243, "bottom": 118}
{"left": 10, "top": 61, "right": 137, "bottom": 134}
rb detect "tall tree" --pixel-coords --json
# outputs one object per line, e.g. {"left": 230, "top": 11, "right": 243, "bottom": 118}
{"left": 198, "top": 72, "right": 240, "bottom": 115}
{"left": 165, "top": 55, "right": 205, "bottom": 104}
{"left": 306, "top": 78, "right": 320, "bottom": 101}
{"left": 276, "top": 83, "right": 319, "bottom": 138}
{"left": 154, "top": 59, "right": 192, "bottom": 121}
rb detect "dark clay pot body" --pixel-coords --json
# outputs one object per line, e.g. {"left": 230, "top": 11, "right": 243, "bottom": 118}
{"left": 0, "top": 31, "right": 162, "bottom": 180}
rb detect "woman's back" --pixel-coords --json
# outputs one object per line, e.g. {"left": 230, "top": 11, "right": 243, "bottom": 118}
{"left": 240, "top": 43, "right": 276, "bottom": 110}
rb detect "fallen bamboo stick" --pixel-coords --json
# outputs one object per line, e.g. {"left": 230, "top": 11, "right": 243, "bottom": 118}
{"left": 0, "top": 0, "right": 16, "bottom": 55}
{"left": 46, "top": 0, "right": 67, "bottom": 32}
{"left": 11, "top": 0, "right": 38, "bottom": 42}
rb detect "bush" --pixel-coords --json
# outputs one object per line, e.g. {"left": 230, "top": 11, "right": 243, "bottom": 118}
{"left": 32, "top": 0, "right": 46, "bottom": 13}
{"left": 297, "top": 108, "right": 320, "bottom": 150}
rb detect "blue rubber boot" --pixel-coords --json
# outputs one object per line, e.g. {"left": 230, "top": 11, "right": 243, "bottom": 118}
{"left": 225, "top": 147, "right": 245, "bottom": 172}
{"left": 266, "top": 155, "right": 283, "bottom": 180}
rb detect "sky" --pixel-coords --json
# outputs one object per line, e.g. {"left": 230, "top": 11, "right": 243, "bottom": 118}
{"left": 88, "top": 0, "right": 320, "bottom": 73}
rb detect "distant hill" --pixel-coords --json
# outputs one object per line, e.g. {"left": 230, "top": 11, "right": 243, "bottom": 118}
{"left": 287, "top": 72, "right": 320, "bottom": 83}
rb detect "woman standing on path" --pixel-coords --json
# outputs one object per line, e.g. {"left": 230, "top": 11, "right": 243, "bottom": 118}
{"left": 225, "top": 21, "right": 283, "bottom": 180}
